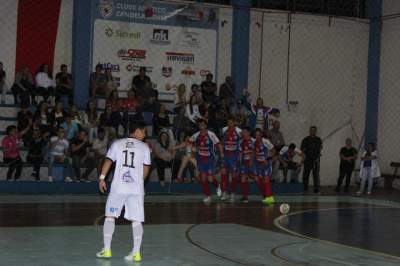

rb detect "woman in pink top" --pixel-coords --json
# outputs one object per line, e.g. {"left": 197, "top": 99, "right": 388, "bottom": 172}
{"left": 2, "top": 123, "right": 31, "bottom": 181}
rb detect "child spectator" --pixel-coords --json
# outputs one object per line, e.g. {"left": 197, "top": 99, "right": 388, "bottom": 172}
{"left": 27, "top": 129, "right": 46, "bottom": 181}
{"left": 48, "top": 127, "right": 73, "bottom": 182}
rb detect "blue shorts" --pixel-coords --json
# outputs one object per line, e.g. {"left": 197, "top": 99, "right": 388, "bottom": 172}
{"left": 254, "top": 162, "right": 272, "bottom": 177}
{"left": 197, "top": 158, "right": 215, "bottom": 175}
{"left": 240, "top": 164, "right": 254, "bottom": 176}
{"left": 223, "top": 156, "right": 239, "bottom": 172}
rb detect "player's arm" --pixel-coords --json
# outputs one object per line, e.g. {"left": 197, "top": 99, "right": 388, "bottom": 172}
{"left": 143, "top": 165, "right": 150, "bottom": 179}
{"left": 143, "top": 144, "right": 152, "bottom": 179}
{"left": 98, "top": 158, "right": 113, "bottom": 193}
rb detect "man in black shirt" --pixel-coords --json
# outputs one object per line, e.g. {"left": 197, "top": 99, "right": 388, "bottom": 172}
{"left": 27, "top": 129, "right": 46, "bottom": 181}
{"left": 55, "top": 64, "right": 73, "bottom": 104}
{"left": 301, "top": 126, "right": 323, "bottom": 193}
{"left": 201, "top": 73, "right": 217, "bottom": 104}
{"left": 132, "top": 67, "right": 151, "bottom": 94}
{"left": 335, "top": 138, "right": 357, "bottom": 192}
{"left": 71, "top": 130, "right": 96, "bottom": 182}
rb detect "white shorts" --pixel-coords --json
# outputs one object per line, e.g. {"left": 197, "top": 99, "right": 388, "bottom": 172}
{"left": 105, "top": 193, "right": 145, "bottom": 222}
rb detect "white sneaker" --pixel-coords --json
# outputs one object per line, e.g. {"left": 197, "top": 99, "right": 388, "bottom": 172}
{"left": 230, "top": 193, "right": 235, "bottom": 202}
{"left": 65, "top": 177, "right": 73, "bottom": 182}
{"left": 221, "top": 192, "right": 229, "bottom": 201}
{"left": 203, "top": 196, "right": 211, "bottom": 204}
{"left": 217, "top": 185, "right": 222, "bottom": 197}
{"left": 48, "top": 176, "right": 53, "bottom": 182}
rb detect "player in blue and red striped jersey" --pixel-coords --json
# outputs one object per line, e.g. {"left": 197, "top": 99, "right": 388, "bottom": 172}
{"left": 253, "top": 128, "right": 276, "bottom": 204}
{"left": 220, "top": 117, "right": 242, "bottom": 201}
{"left": 239, "top": 127, "right": 256, "bottom": 203}
{"left": 188, "top": 119, "right": 223, "bottom": 203}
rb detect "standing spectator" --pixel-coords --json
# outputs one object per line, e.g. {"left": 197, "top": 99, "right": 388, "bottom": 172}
{"left": 266, "top": 120, "right": 285, "bottom": 182}
{"left": 122, "top": 90, "right": 142, "bottom": 131}
{"left": 61, "top": 114, "right": 79, "bottom": 140}
{"left": 70, "top": 130, "right": 96, "bottom": 182}
{"left": 89, "top": 64, "right": 107, "bottom": 97}
{"left": 153, "top": 131, "right": 179, "bottom": 187}
{"left": 137, "top": 81, "right": 158, "bottom": 136}
{"left": 131, "top": 67, "right": 151, "bottom": 93}
{"left": 33, "top": 101, "right": 51, "bottom": 135}
{"left": 232, "top": 99, "right": 250, "bottom": 128}
{"left": 48, "top": 127, "right": 73, "bottom": 182}
{"left": 219, "top": 76, "right": 235, "bottom": 103}
{"left": 357, "top": 143, "right": 380, "bottom": 195}
{"left": 91, "top": 127, "right": 108, "bottom": 175}
{"left": 335, "top": 138, "right": 358, "bottom": 192}
{"left": 55, "top": 64, "right": 73, "bottom": 104}
{"left": 0, "top": 62, "right": 6, "bottom": 103}
{"left": 27, "top": 128, "right": 46, "bottom": 181}
{"left": 106, "top": 90, "right": 123, "bottom": 134}
{"left": 82, "top": 100, "right": 99, "bottom": 141}
{"left": 201, "top": 73, "right": 217, "bottom": 103}
{"left": 279, "top": 143, "right": 304, "bottom": 183}
{"left": 301, "top": 126, "right": 323, "bottom": 193}
{"left": 2, "top": 124, "right": 31, "bottom": 181}
{"left": 35, "top": 63, "right": 55, "bottom": 102}
{"left": 174, "top": 84, "right": 188, "bottom": 113}
{"left": 214, "top": 98, "right": 231, "bottom": 136}
{"left": 153, "top": 104, "right": 171, "bottom": 137}
{"left": 190, "top": 84, "right": 203, "bottom": 104}
{"left": 105, "top": 67, "right": 117, "bottom": 99}
{"left": 50, "top": 101, "right": 67, "bottom": 130}
{"left": 11, "top": 66, "right": 35, "bottom": 105}
{"left": 17, "top": 103, "right": 33, "bottom": 145}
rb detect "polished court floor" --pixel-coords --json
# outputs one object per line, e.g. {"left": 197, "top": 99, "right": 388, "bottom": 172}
{"left": 1, "top": 193, "right": 400, "bottom": 266}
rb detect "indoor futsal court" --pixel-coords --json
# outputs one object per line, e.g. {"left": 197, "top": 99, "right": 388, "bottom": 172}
{"left": 1, "top": 192, "right": 400, "bottom": 266}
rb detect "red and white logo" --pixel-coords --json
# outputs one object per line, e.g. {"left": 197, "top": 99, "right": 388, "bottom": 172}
{"left": 118, "top": 49, "right": 146, "bottom": 61}
{"left": 200, "top": 69, "right": 211, "bottom": 77}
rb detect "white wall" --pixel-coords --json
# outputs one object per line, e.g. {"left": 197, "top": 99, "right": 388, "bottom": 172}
{"left": 216, "top": 7, "right": 233, "bottom": 86}
{"left": 382, "top": 0, "right": 400, "bottom": 16}
{"left": 248, "top": 11, "right": 369, "bottom": 185}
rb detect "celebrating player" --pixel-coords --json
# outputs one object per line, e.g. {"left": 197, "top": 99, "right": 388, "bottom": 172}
{"left": 239, "top": 127, "right": 255, "bottom": 203}
{"left": 96, "top": 121, "right": 151, "bottom": 262}
{"left": 220, "top": 116, "right": 242, "bottom": 201}
{"left": 253, "top": 128, "right": 276, "bottom": 204}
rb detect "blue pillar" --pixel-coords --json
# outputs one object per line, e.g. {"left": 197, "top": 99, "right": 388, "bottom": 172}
{"left": 231, "top": 0, "right": 251, "bottom": 98}
{"left": 364, "top": 0, "right": 382, "bottom": 145}
{"left": 72, "top": 0, "right": 92, "bottom": 108}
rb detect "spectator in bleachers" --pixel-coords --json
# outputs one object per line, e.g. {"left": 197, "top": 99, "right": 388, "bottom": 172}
{"left": 89, "top": 64, "right": 107, "bottom": 98}
{"left": 186, "top": 95, "right": 204, "bottom": 133}
{"left": 232, "top": 99, "right": 250, "bottom": 128}
{"left": 105, "top": 68, "right": 117, "bottom": 99}
{"left": 219, "top": 76, "right": 235, "bottom": 103}
{"left": 266, "top": 120, "right": 285, "bottom": 182}
{"left": 201, "top": 73, "right": 217, "bottom": 104}
{"left": 137, "top": 80, "right": 158, "bottom": 136}
{"left": 17, "top": 103, "right": 33, "bottom": 145}
{"left": 2, "top": 123, "right": 31, "bottom": 181}
{"left": 61, "top": 113, "right": 79, "bottom": 140}
{"left": 279, "top": 143, "right": 304, "bottom": 183}
{"left": 99, "top": 105, "right": 113, "bottom": 130}
{"left": 11, "top": 66, "right": 34, "bottom": 105}
{"left": 50, "top": 101, "right": 67, "bottom": 130}
{"left": 35, "top": 63, "right": 55, "bottom": 103}
{"left": 48, "top": 127, "right": 73, "bottom": 182}
{"left": 34, "top": 101, "right": 51, "bottom": 135}
{"left": 27, "top": 128, "right": 46, "bottom": 181}
{"left": 70, "top": 129, "right": 96, "bottom": 182}
{"left": 214, "top": 98, "right": 231, "bottom": 135}
{"left": 122, "top": 90, "right": 142, "bottom": 132}
{"left": 55, "top": 64, "right": 73, "bottom": 105}
{"left": 106, "top": 90, "right": 123, "bottom": 134}
{"left": 173, "top": 132, "right": 196, "bottom": 183}
{"left": 82, "top": 100, "right": 99, "bottom": 141}
{"left": 357, "top": 143, "right": 380, "bottom": 195}
{"left": 91, "top": 127, "right": 108, "bottom": 175}
{"left": 174, "top": 84, "right": 188, "bottom": 113}
{"left": 0, "top": 62, "right": 6, "bottom": 103}
{"left": 153, "top": 131, "right": 178, "bottom": 187}
{"left": 131, "top": 67, "right": 151, "bottom": 93}
{"left": 70, "top": 104, "right": 83, "bottom": 126}
{"left": 153, "top": 104, "right": 171, "bottom": 137}
{"left": 190, "top": 84, "right": 203, "bottom": 104}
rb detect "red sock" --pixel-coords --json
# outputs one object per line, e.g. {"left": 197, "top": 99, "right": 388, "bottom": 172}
{"left": 211, "top": 176, "right": 219, "bottom": 189}
{"left": 255, "top": 177, "right": 265, "bottom": 197}
{"left": 231, "top": 173, "right": 238, "bottom": 193}
{"left": 240, "top": 181, "right": 248, "bottom": 198}
{"left": 202, "top": 180, "right": 210, "bottom": 196}
{"left": 264, "top": 176, "right": 272, "bottom": 197}
{"left": 221, "top": 171, "right": 228, "bottom": 192}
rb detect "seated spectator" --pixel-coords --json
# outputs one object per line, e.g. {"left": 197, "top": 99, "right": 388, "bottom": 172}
{"left": 27, "top": 128, "right": 46, "bottom": 181}
{"left": 174, "top": 84, "right": 187, "bottom": 113}
{"left": 35, "top": 63, "right": 55, "bottom": 103}
{"left": 2, "top": 123, "right": 32, "bottom": 181}
{"left": 91, "top": 127, "right": 108, "bottom": 175}
{"left": 70, "top": 129, "right": 96, "bottom": 182}
{"left": 17, "top": 103, "right": 33, "bottom": 145}
{"left": 0, "top": 62, "right": 6, "bottom": 103}
{"left": 48, "top": 127, "right": 73, "bottom": 182}
{"left": 357, "top": 143, "right": 381, "bottom": 195}
{"left": 219, "top": 76, "right": 235, "bottom": 103}
{"left": 279, "top": 143, "right": 304, "bottom": 183}
{"left": 33, "top": 101, "right": 51, "bottom": 135}
{"left": 131, "top": 66, "right": 151, "bottom": 93}
{"left": 50, "top": 101, "right": 67, "bottom": 130}
{"left": 336, "top": 138, "right": 358, "bottom": 193}
{"left": 201, "top": 73, "right": 217, "bottom": 104}
{"left": 61, "top": 114, "right": 79, "bottom": 140}
{"left": 185, "top": 95, "right": 204, "bottom": 133}
{"left": 106, "top": 90, "right": 123, "bottom": 134}
{"left": 82, "top": 100, "right": 99, "bottom": 141}
{"left": 70, "top": 104, "right": 83, "bottom": 126}
{"left": 55, "top": 64, "right": 73, "bottom": 104}
{"left": 122, "top": 89, "right": 142, "bottom": 124}
{"left": 99, "top": 105, "right": 113, "bottom": 130}
{"left": 153, "top": 104, "right": 171, "bottom": 137}
{"left": 11, "top": 65, "right": 35, "bottom": 105}
{"left": 173, "top": 132, "right": 196, "bottom": 183}
{"left": 89, "top": 64, "right": 107, "bottom": 97}
{"left": 153, "top": 131, "right": 179, "bottom": 186}
{"left": 105, "top": 68, "right": 117, "bottom": 99}
{"left": 232, "top": 99, "right": 250, "bottom": 128}
{"left": 190, "top": 84, "right": 203, "bottom": 105}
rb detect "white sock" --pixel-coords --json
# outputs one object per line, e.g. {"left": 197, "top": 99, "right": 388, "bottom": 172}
{"left": 132, "top": 221, "right": 143, "bottom": 254}
{"left": 103, "top": 217, "right": 115, "bottom": 250}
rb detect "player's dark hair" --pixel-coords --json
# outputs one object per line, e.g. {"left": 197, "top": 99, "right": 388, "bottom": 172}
{"left": 6, "top": 125, "right": 16, "bottom": 135}
{"left": 197, "top": 118, "right": 208, "bottom": 126}
{"left": 289, "top": 143, "right": 296, "bottom": 150}
{"left": 310, "top": 126, "right": 317, "bottom": 130}
{"left": 242, "top": 126, "right": 251, "bottom": 132}
{"left": 129, "top": 120, "right": 146, "bottom": 134}
{"left": 255, "top": 128, "right": 262, "bottom": 134}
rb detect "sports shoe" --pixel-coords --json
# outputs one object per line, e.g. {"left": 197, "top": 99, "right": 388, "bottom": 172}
{"left": 203, "top": 196, "right": 211, "bottom": 203}
{"left": 124, "top": 252, "right": 141, "bottom": 262}
{"left": 48, "top": 176, "right": 53, "bottom": 182}
{"left": 230, "top": 193, "right": 235, "bottom": 202}
{"left": 96, "top": 248, "right": 112, "bottom": 258}
{"left": 240, "top": 197, "right": 249, "bottom": 203}
{"left": 367, "top": 191, "right": 371, "bottom": 195}
{"left": 262, "top": 196, "right": 275, "bottom": 205}
{"left": 217, "top": 185, "right": 222, "bottom": 197}
{"left": 220, "top": 192, "right": 229, "bottom": 201}
{"left": 65, "top": 177, "right": 73, "bottom": 182}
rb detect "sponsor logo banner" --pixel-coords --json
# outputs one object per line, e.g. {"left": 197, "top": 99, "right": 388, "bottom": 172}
{"left": 200, "top": 69, "right": 211, "bottom": 77}
{"left": 105, "top": 27, "right": 141, "bottom": 39}
{"left": 181, "top": 67, "right": 195, "bottom": 76}
{"left": 118, "top": 49, "right": 146, "bottom": 61}
{"left": 166, "top": 52, "right": 194, "bottom": 64}
{"left": 98, "top": 62, "right": 121, "bottom": 72}
{"left": 181, "top": 30, "right": 200, "bottom": 47}
{"left": 150, "top": 29, "right": 171, "bottom": 45}
{"left": 125, "top": 64, "right": 154, "bottom": 73}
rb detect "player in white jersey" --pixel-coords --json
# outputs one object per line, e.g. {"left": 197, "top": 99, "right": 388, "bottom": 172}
{"left": 96, "top": 121, "right": 151, "bottom": 262}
